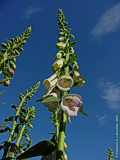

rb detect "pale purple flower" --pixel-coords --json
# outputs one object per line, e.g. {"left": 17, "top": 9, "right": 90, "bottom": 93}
{"left": 60, "top": 94, "right": 83, "bottom": 116}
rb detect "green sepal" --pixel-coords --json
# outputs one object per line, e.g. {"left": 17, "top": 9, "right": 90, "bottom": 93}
{"left": 40, "top": 96, "right": 59, "bottom": 104}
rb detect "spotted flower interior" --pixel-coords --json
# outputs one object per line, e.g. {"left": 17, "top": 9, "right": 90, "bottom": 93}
{"left": 61, "top": 94, "right": 83, "bottom": 116}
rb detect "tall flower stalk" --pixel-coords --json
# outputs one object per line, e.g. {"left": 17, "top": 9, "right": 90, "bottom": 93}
{"left": 0, "top": 81, "right": 40, "bottom": 159}
{"left": 39, "top": 9, "right": 86, "bottom": 160}
{"left": 0, "top": 26, "right": 32, "bottom": 86}
{"left": 107, "top": 148, "right": 114, "bottom": 160}
{"left": 0, "top": 26, "right": 34, "bottom": 159}
{"left": 16, "top": 9, "right": 86, "bottom": 160}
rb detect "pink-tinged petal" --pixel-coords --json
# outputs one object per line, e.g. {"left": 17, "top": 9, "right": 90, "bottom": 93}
{"left": 60, "top": 94, "right": 83, "bottom": 116}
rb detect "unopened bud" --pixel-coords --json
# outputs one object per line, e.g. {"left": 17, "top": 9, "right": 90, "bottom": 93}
{"left": 52, "top": 59, "right": 64, "bottom": 71}
{"left": 58, "top": 36, "right": 65, "bottom": 41}
{"left": 56, "top": 52, "right": 63, "bottom": 59}
{"left": 3, "top": 80, "right": 11, "bottom": 86}
{"left": 56, "top": 42, "right": 66, "bottom": 49}
{"left": 73, "top": 71, "right": 80, "bottom": 79}
{"left": 8, "top": 68, "right": 15, "bottom": 76}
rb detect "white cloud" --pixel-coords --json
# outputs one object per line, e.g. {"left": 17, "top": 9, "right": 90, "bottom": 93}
{"left": 91, "top": 2, "right": 120, "bottom": 38}
{"left": 24, "top": 6, "right": 43, "bottom": 19}
{"left": 98, "top": 79, "right": 120, "bottom": 109}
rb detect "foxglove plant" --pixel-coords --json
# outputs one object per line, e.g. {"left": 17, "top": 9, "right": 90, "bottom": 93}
{"left": 0, "top": 9, "right": 88, "bottom": 160}
{"left": 0, "top": 26, "right": 32, "bottom": 86}
{"left": 0, "top": 81, "right": 40, "bottom": 159}
{"left": 107, "top": 148, "right": 114, "bottom": 160}
{"left": 39, "top": 9, "right": 87, "bottom": 160}
{"left": 16, "top": 9, "right": 87, "bottom": 160}
{"left": 0, "top": 26, "right": 40, "bottom": 160}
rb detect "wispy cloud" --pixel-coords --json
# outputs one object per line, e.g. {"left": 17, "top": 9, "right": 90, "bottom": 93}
{"left": 24, "top": 6, "right": 43, "bottom": 19}
{"left": 98, "top": 79, "right": 120, "bottom": 109}
{"left": 91, "top": 2, "right": 120, "bottom": 38}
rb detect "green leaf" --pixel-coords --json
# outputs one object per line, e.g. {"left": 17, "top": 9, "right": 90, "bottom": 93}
{"left": 17, "top": 140, "right": 56, "bottom": 159}
{"left": 4, "top": 116, "right": 14, "bottom": 122}
{"left": 41, "top": 96, "right": 59, "bottom": 104}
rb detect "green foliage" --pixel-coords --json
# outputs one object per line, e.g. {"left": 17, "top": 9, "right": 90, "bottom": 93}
{"left": 19, "top": 81, "right": 40, "bottom": 106}
{"left": 52, "top": 9, "right": 86, "bottom": 87}
{"left": 17, "top": 140, "right": 56, "bottom": 159}
{"left": 0, "top": 26, "right": 32, "bottom": 86}
{"left": 0, "top": 81, "right": 40, "bottom": 159}
{"left": 38, "top": 9, "right": 86, "bottom": 160}
{"left": 107, "top": 148, "right": 114, "bottom": 160}
{"left": 0, "top": 9, "right": 88, "bottom": 160}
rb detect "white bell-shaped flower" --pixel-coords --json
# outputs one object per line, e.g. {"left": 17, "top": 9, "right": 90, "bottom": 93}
{"left": 57, "top": 75, "right": 73, "bottom": 91}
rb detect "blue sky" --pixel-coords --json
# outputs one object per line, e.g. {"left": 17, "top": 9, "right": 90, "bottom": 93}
{"left": 0, "top": 0, "right": 120, "bottom": 159}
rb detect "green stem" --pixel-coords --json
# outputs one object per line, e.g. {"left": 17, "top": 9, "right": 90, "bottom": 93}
{"left": 56, "top": 122, "right": 59, "bottom": 141}
{"left": 57, "top": 92, "right": 68, "bottom": 159}
{"left": 2, "top": 96, "right": 28, "bottom": 159}
{"left": 16, "top": 112, "right": 29, "bottom": 147}
{"left": 8, "top": 97, "right": 25, "bottom": 142}
{"left": 16, "top": 125, "right": 25, "bottom": 147}
{"left": 57, "top": 111, "right": 67, "bottom": 160}
{"left": 65, "top": 65, "right": 69, "bottom": 77}
{"left": 58, "top": 111, "right": 67, "bottom": 151}
{"left": 55, "top": 111, "right": 59, "bottom": 142}
{"left": 0, "top": 52, "right": 9, "bottom": 71}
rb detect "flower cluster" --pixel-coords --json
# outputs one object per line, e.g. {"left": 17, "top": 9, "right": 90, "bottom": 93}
{"left": 0, "top": 26, "right": 32, "bottom": 86}
{"left": 0, "top": 9, "right": 87, "bottom": 160}
{"left": 39, "top": 9, "right": 86, "bottom": 118}
{"left": 0, "top": 82, "right": 40, "bottom": 159}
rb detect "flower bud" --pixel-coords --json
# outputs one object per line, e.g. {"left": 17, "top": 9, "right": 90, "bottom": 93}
{"left": 73, "top": 70, "right": 80, "bottom": 78}
{"left": 3, "top": 80, "right": 11, "bottom": 86}
{"left": 74, "top": 77, "right": 86, "bottom": 87}
{"left": 57, "top": 75, "right": 73, "bottom": 91}
{"left": 70, "top": 47, "right": 75, "bottom": 54}
{"left": 60, "top": 31, "right": 64, "bottom": 35}
{"left": 28, "top": 124, "right": 33, "bottom": 128}
{"left": 56, "top": 51, "right": 63, "bottom": 59}
{"left": 8, "top": 68, "right": 15, "bottom": 76}
{"left": 58, "top": 36, "right": 65, "bottom": 41}
{"left": 56, "top": 42, "right": 66, "bottom": 49}
{"left": 10, "top": 61, "right": 16, "bottom": 70}
{"left": 73, "top": 62, "right": 79, "bottom": 70}
{"left": 52, "top": 59, "right": 64, "bottom": 71}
